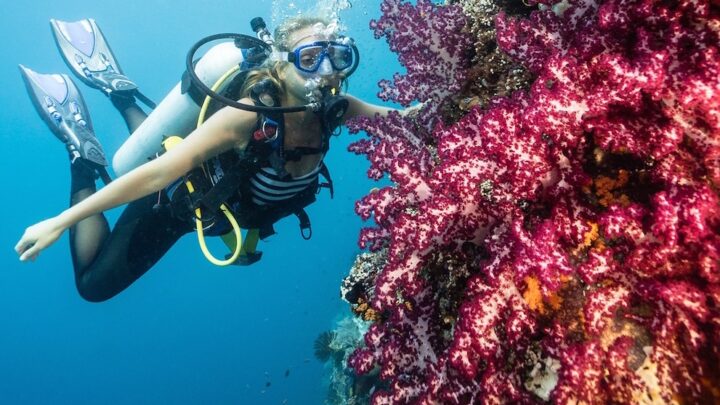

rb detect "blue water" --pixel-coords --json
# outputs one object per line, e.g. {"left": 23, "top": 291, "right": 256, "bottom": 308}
{"left": 0, "top": 1, "right": 400, "bottom": 403}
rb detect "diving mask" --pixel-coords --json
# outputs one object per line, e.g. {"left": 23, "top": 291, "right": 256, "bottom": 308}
{"left": 274, "top": 38, "right": 359, "bottom": 77}
{"left": 291, "top": 41, "right": 354, "bottom": 73}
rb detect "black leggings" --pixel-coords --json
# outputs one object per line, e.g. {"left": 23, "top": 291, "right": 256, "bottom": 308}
{"left": 69, "top": 94, "right": 192, "bottom": 302}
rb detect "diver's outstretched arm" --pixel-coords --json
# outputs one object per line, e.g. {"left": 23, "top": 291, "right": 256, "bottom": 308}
{"left": 15, "top": 103, "right": 257, "bottom": 262}
{"left": 343, "top": 94, "right": 427, "bottom": 122}
{"left": 343, "top": 94, "right": 396, "bottom": 121}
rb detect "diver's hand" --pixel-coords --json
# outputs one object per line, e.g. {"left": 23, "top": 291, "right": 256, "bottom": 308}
{"left": 15, "top": 217, "right": 66, "bottom": 262}
{"left": 401, "top": 101, "right": 428, "bottom": 118}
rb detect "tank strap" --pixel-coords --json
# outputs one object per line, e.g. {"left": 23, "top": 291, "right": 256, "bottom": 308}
{"left": 318, "top": 162, "right": 334, "bottom": 199}
{"left": 180, "top": 63, "right": 205, "bottom": 107}
{"left": 134, "top": 90, "right": 158, "bottom": 109}
{"left": 283, "top": 146, "right": 325, "bottom": 162}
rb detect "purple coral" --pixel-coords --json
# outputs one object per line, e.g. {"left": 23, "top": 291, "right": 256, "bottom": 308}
{"left": 346, "top": 0, "right": 720, "bottom": 403}
{"left": 370, "top": 0, "right": 472, "bottom": 109}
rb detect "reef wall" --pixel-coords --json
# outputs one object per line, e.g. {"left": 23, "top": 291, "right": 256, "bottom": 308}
{"left": 340, "top": 0, "right": 720, "bottom": 403}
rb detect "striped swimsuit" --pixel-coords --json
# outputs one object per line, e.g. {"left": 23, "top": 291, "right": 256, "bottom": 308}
{"left": 249, "top": 164, "right": 322, "bottom": 206}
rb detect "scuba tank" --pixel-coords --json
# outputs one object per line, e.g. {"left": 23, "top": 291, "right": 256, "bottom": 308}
{"left": 113, "top": 41, "right": 248, "bottom": 176}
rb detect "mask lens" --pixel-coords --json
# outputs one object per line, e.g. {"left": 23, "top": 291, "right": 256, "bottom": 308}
{"left": 328, "top": 45, "right": 352, "bottom": 70}
{"left": 297, "top": 46, "right": 323, "bottom": 71}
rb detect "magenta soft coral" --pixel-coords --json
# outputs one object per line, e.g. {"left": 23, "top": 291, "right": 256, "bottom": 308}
{"left": 370, "top": 0, "right": 471, "bottom": 108}
{"left": 347, "top": 0, "right": 720, "bottom": 403}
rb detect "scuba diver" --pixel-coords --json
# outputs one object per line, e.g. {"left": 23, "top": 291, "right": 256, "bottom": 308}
{"left": 14, "top": 16, "right": 408, "bottom": 302}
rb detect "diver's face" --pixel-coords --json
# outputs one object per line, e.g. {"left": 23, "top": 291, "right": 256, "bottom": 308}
{"left": 281, "top": 27, "right": 343, "bottom": 101}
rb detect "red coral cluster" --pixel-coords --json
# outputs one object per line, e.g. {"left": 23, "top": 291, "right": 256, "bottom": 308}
{"left": 370, "top": 0, "right": 472, "bottom": 121}
{"left": 347, "top": 0, "right": 720, "bottom": 403}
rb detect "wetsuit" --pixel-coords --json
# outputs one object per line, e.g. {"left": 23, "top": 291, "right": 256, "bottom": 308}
{"left": 69, "top": 96, "right": 193, "bottom": 302}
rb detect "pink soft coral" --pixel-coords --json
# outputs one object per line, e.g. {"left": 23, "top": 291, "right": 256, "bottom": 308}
{"left": 347, "top": 0, "right": 720, "bottom": 403}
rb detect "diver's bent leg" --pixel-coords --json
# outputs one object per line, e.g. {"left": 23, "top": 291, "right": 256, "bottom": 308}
{"left": 70, "top": 191, "right": 191, "bottom": 302}
{"left": 110, "top": 93, "right": 148, "bottom": 134}
{"left": 69, "top": 163, "right": 110, "bottom": 273}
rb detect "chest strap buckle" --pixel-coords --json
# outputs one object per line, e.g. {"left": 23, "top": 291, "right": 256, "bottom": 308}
{"left": 253, "top": 117, "right": 279, "bottom": 142}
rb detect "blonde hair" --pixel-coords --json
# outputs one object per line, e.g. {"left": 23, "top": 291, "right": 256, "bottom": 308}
{"left": 240, "top": 16, "right": 334, "bottom": 100}
{"left": 274, "top": 16, "right": 334, "bottom": 51}
{"left": 239, "top": 61, "right": 285, "bottom": 100}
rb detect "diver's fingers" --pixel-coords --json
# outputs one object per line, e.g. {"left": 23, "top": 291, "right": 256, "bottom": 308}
{"left": 15, "top": 236, "right": 34, "bottom": 255}
{"left": 19, "top": 243, "right": 41, "bottom": 262}
{"left": 15, "top": 235, "right": 27, "bottom": 253}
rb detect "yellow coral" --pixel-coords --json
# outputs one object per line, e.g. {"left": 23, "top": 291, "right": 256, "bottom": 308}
{"left": 546, "top": 293, "right": 563, "bottom": 311}
{"left": 572, "top": 221, "right": 605, "bottom": 256}
{"left": 363, "top": 308, "right": 380, "bottom": 322}
{"left": 594, "top": 169, "right": 631, "bottom": 207}
{"left": 352, "top": 298, "right": 381, "bottom": 322}
{"left": 523, "top": 276, "right": 566, "bottom": 314}
{"left": 523, "top": 276, "right": 545, "bottom": 313}
{"left": 582, "top": 222, "right": 600, "bottom": 248}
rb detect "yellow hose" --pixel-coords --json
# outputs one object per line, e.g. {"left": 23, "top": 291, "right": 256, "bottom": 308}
{"left": 162, "top": 65, "right": 249, "bottom": 266}
{"left": 194, "top": 203, "right": 244, "bottom": 266}
{"left": 163, "top": 134, "right": 245, "bottom": 266}
{"left": 188, "top": 65, "right": 245, "bottom": 266}
{"left": 198, "top": 65, "right": 240, "bottom": 128}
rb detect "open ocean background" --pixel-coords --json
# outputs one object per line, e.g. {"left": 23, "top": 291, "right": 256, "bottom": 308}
{"left": 0, "top": 0, "right": 401, "bottom": 403}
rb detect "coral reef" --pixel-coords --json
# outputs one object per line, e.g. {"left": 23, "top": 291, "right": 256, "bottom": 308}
{"left": 342, "top": 251, "right": 387, "bottom": 307}
{"left": 317, "top": 317, "right": 378, "bottom": 405}
{"left": 343, "top": 0, "right": 720, "bottom": 403}
{"left": 447, "top": 0, "right": 535, "bottom": 116}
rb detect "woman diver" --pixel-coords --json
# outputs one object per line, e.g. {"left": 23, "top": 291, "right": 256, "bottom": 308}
{"left": 14, "top": 16, "right": 404, "bottom": 302}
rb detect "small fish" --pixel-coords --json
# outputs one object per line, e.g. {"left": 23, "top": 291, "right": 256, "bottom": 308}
{"left": 284, "top": 369, "right": 290, "bottom": 377}
{"left": 265, "top": 381, "right": 271, "bottom": 388}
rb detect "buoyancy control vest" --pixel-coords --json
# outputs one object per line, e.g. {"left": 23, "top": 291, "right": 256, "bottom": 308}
{"left": 162, "top": 74, "right": 345, "bottom": 265}
{"left": 145, "top": 17, "right": 354, "bottom": 266}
